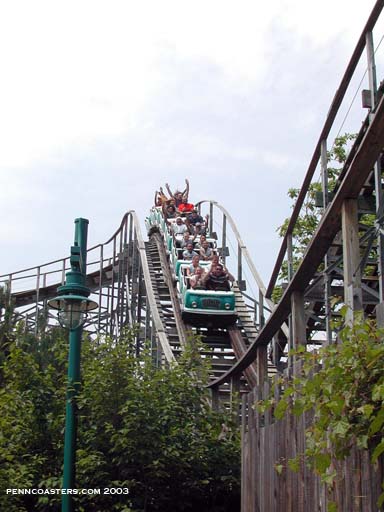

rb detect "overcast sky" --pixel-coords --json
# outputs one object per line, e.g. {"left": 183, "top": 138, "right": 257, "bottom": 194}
{"left": 0, "top": 0, "right": 382, "bottom": 284}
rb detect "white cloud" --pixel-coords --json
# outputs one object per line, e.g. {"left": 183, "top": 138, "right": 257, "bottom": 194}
{"left": 0, "top": 0, "right": 378, "bottom": 168}
{"left": 0, "top": 0, "right": 382, "bottom": 279}
{"left": 261, "top": 150, "right": 289, "bottom": 170}
{"left": 277, "top": 0, "right": 378, "bottom": 46}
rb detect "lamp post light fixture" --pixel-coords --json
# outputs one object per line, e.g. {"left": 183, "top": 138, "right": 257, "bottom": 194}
{"left": 48, "top": 218, "right": 97, "bottom": 512}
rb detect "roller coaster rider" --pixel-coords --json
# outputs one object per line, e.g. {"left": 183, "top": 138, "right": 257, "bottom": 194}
{"left": 165, "top": 178, "right": 194, "bottom": 213}
{"left": 203, "top": 264, "right": 234, "bottom": 292}
{"left": 154, "top": 187, "right": 169, "bottom": 207}
{"left": 182, "top": 242, "right": 199, "bottom": 261}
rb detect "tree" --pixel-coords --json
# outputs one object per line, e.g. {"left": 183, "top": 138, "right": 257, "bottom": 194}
{"left": 0, "top": 326, "right": 67, "bottom": 512}
{"left": 0, "top": 328, "right": 240, "bottom": 512}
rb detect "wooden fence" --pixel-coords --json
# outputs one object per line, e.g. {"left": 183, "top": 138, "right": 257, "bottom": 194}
{"left": 241, "top": 379, "right": 384, "bottom": 512}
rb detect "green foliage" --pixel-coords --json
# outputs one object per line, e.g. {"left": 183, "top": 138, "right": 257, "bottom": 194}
{"left": 0, "top": 326, "right": 67, "bottom": 511}
{"left": 0, "top": 328, "right": 240, "bottom": 511}
{"left": 75, "top": 335, "right": 240, "bottom": 511}
{"left": 0, "top": 285, "right": 19, "bottom": 383}
{"left": 260, "top": 316, "right": 384, "bottom": 510}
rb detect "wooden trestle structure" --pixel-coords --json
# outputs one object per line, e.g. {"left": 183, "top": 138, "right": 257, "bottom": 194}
{"left": 0, "top": 202, "right": 275, "bottom": 398}
{"left": 2, "top": 1, "right": 384, "bottom": 510}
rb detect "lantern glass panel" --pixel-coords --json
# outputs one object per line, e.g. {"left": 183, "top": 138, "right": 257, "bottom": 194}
{"left": 57, "top": 299, "right": 87, "bottom": 330}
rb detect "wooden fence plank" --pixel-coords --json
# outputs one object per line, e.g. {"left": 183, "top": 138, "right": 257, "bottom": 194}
{"left": 241, "top": 379, "right": 384, "bottom": 511}
{"left": 360, "top": 450, "right": 372, "bottom": 512}
{"left": 241, "top": 394, "right": 247, "bottom": 512}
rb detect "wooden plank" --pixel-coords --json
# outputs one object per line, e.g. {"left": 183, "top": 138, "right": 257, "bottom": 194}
{"left": 352, "top": 449, "right": 362, "bottom": 512}
{"left": 272, "top": 377, "right": 280, "bottom": 511}
{"left": 343, "top": 453, "right": 352, "bottom": 512}
{"left": 241, "top": 385, "right": 384, "bottom": 511}
{"left": 248, "top": 390, "right": 256, "bottom": 512}
{"left": 359, "top": 450, "right": 371, "bottom": 512}
{"left": 264, "top": 381, "right": 272, "bottom": 512}
{"left": 291, "top": 291, "right": 306, "bottom": 374}
{"left": 342, "top": 199, "right": 363, "bottom": 324}
{"left": 255, "top": 386, "right": 265, "bottom": 510}
{"left": 241, "top": 394, "right": 247, "bottom": 512}
{"left": 288, "top": 418, "right": 296, "bottom": 512}
{"left": 230, "top": 375, "right": 241, "bottom": 423}
{"left": 211, "top": 387, "right": 220, "bottom": 411}
{"left": 256, "top": 345, "right": 268, "bottom": 385}
{"left": 303, "top": 410, "right": 317, "bottom": 510}
{"left": 296, "top": 414, "right": 305, "bottom": 512}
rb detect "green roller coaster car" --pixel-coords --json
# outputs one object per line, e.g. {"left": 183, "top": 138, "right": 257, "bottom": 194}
{"left": 178, "top": 263, "right": 237, "bottom": 326}
{"left": 147, "top": 207, "right": 237, "bottom": 326}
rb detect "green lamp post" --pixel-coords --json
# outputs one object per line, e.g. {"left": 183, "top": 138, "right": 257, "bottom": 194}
{"left": 48, "top": 218, "right": 98, "bottom": 512}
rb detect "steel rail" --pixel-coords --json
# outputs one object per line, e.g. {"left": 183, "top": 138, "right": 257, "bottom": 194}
{"left": 208, "top": 89, "right": 384, "bottom": 389}
{"left": 265, "top": 0, "right": 384, "bottom": 298}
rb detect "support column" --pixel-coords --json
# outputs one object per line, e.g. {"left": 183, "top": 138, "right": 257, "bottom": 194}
{"left": 257, "top": 290, "right": 267, "bottom": 383}
{"left": 258, "top": 290, "right": 265, "bottom": 328}
{"left": 221, "top": 213, "right": 227, "bottom": 265}
{"left": 238, "top": 244, "right": 242, "bottom": 286}
{"left": 256, "top": 345, "right": 268, "bottom": 385}
{"left": 209, "top": 202, "right": 213, "bottom": 235}
{"left": 341, "top": 199, "right": 363, "bottom": 325}
{"left": 321, "top": 139, "right": 333, "bottom": 344}
{"left": 290, "top": 290, "right": 306, "bottom": 374}
{"left": 211, "top": 386, "right": 220, "bottom": 411}
{"left": 230, "top": 375, "right": 241, "bottom": 424}
{"left": 287, "top": 233, "right": 294, "bottom": 356}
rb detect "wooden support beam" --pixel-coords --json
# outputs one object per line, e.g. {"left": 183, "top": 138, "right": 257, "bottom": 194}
{"left": 291, "top": 290, "right": 306, "bottom": 373}
{"left": 375, "top": 302, "right": 384, "bottom": 327}
{"left": 271, "top": 331, "right": 286, "bottom": 369}
{"left": 342, "top": 199, "right": 363, "bottom": 324}
{"left": 230, "top": 375, "right": 241, "bottom": 424}
{"left": 256, "top": 345, "right": 268, "bottom": 385}
{"left": 291, "top": 291, "right": 306, "bottom": 348}
{"left": 211, "top": 387, "right": 220, "bottom": 411}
